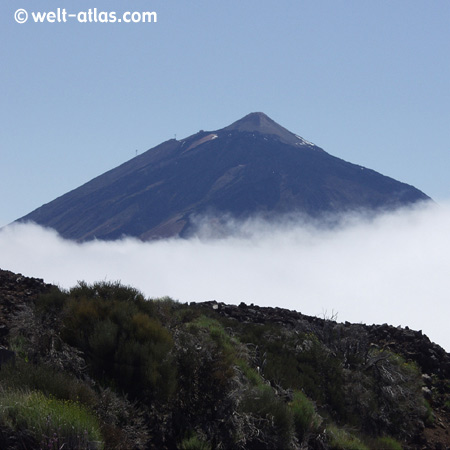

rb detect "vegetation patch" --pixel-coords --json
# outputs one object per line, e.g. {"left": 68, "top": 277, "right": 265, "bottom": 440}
{"left": 375, "top": 436, "right": 403, "bottom": 450}
{"left": 1, "top": 270, "right": 448, "bottom": 450}
{"left": 0, "top": 389, "right": 103, "bottom": 449}
{"left": 61, "top": 281, "right": 176, "bottom": 400}
{"left": 289, "top": 390, "right": 321, "bottom": 440}
{"left": 180, "top": 432, "right": 212, "bottom": 450}
{"left": 327, "top": 424, "right": 368, "bottom": 450}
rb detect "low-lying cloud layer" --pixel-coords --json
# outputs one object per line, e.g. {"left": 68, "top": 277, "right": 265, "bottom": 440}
{"left": 1, "top": 202, "right": 449, "bottom": 351}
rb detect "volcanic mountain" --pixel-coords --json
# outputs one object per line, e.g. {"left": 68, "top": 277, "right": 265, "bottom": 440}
{"left": 18, "top": 112, "right": 430, "bottom": 240}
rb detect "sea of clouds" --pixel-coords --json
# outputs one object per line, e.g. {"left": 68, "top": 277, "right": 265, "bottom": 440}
{"left": 1, "top": 201, "right": 449, "bottom": 351}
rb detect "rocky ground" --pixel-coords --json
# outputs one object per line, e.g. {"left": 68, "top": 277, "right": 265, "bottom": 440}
{"left": 0, "top": 269, "right": 52, "bottom": 347}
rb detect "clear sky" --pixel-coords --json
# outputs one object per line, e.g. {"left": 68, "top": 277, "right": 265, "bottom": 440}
{"left": 1, "top": 0, "right": 450, "bottom": 227}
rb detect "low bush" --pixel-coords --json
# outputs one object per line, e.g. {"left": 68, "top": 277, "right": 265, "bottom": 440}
{"left": 69, "top": 280, "right": 145, "bottom": 304}
{"left": 61, "top": 281, "right": 176, "bottom": 400}
{"left": 0, "top": 389, "right": 103, "bottom": 449}
{"left": 289, "top": 390, "right": 321, "bottom": 440}
{"left": 180, "top": 432, "right": 212, "bottom": 450}
{"left": 367, "top": 350, "right": 425, "bottom": 436}
{"left": 237, "top": 360, "right": 265, "bottom": 387}
{"left": 96, "top": 387, "right": 150, "bottom": 450}
{"left": 375, "top": 436, "right": 403, "bottom": 450}
{"left": 35, "top": 286, "right": 68, "bottom": 315}
{"left": 0, "top": 359, "right": 97, "bottom": 407}
{"left": 240, "top": 385, "right": 294, "bottom": 448}
{"left": 233, "top": 323, "right": 347, "bottom": 418}
{"left": 423, "top": 399, "right": 434, "bottom": 426}
{"left": 327, "top": 424, "right": 368, "bottom": 450}
{"left": 187, "top": 315, "right": 238, "bottom": 384}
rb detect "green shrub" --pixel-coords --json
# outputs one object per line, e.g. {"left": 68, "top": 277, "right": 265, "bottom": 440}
{"left": 375, "top": 436, "right": 403, "bottom": 450}
{"left": 187, "top": 315, "right": 238, "bottom": 383}
{"left": 363, "top": 350, "right": 426, "bottom": 436}
{"left": 327, "top": 424, "right": 368, "bottom": 450}
{"left": 89, "top": 318, "right": 119, "bottom": 360}
{"left": 0, "top": 360, "right": 149, "bottom": 449}
{"left": 175, "top": 306, "right": 201, "bottom": 324}
{"left": 62, "top": 296, "right": 103, "bottom": 346}
{"left": 237, "top": 360, "right": 264, "bottom": 387}
{"left": 69, "top": 280, "right": 144, "bottom": 304}
{"left": 423, "top": 399, "right": 434, "bottom": 426}
{"left": 289, "top": 390, "right": 321, "bottom": 440}
{"left": 0, "top": 359, "right": 97, "bottom": 408}
{"left": 188, "top": 316, "right": 226, "bottom": 338}
{"left": 131, "top": 312, "right": 172, "bottom": 344}
{"left": 0, "top": 389, "right": 103, "bottom": 449}
{"left": 261, "top": 333, "right": 345, "bottom": 416}
{"left": 150, "top": 295, "right": 180, "bottom": 325}
{"left": 61, "top": 281, "right": 176, "bottom": 400}
{"left": 240, "top": 385, "right": 294, "bottom": 447}
{"left": 35, "top": 286, "right": 68, "bottom": 314}
{"left": 180, "top": 432, "right": 212, "bottom": 450}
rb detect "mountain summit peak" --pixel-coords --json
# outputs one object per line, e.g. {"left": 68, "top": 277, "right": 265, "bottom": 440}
{"left": 17, "top": 112, "right": 430, "bottom": 241}
{"left": 226, "top": 112, "right": 272, "bottom": 128}
{"left": 223, "top": 112, "right": 305, "bottom": 145}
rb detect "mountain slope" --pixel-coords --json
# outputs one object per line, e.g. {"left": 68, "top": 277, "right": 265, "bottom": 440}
{"left": 18, "top": 112, "right": 430, "bottom": 240}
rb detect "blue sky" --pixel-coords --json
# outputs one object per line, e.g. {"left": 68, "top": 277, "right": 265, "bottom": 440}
{"left": 1, "top": 0, "right": 450, "bottom": 227}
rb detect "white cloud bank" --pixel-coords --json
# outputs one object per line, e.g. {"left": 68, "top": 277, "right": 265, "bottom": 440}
{"left": 1, "top": 202, "right": 449, "bottom": 351}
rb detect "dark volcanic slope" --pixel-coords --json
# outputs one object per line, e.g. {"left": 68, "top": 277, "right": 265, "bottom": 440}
{"left": 18, "top": 112, "right": 430, "bottom": 240}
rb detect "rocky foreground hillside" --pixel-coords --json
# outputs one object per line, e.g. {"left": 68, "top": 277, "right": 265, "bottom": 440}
{"left": 0, "top": 268, "right": 449, "bottom": 449}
